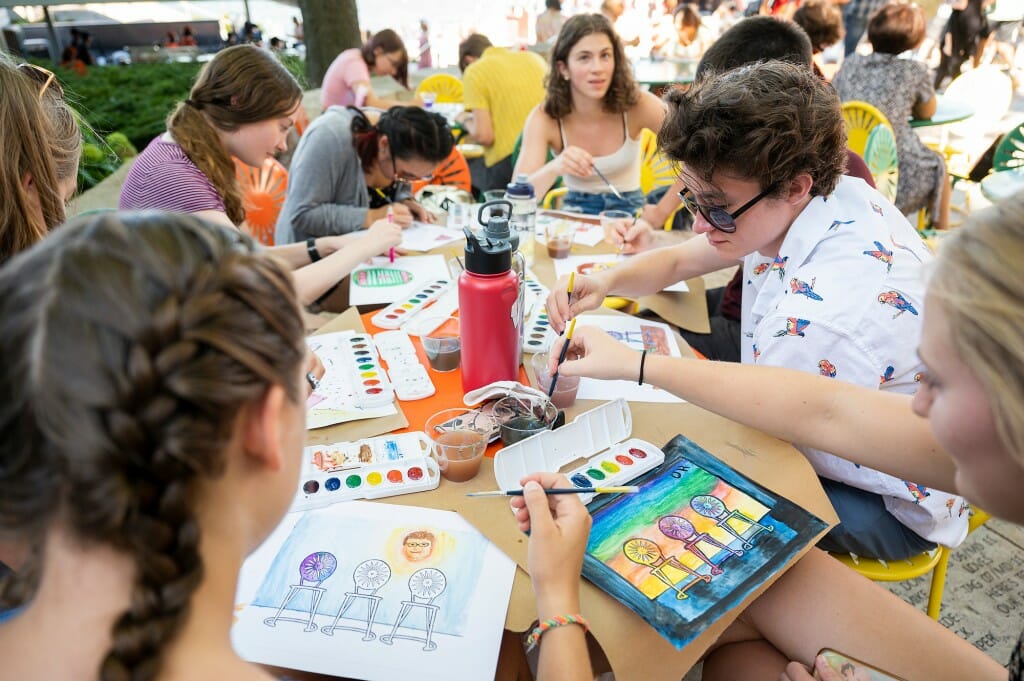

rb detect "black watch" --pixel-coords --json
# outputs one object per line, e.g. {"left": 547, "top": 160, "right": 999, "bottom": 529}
{"left": 306, "top": 237, "right": 321, "bottom": 263}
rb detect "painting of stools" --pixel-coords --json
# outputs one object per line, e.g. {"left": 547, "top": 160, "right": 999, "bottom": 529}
{"left": 584, "top": 435, "right": 828, "bottom": 650}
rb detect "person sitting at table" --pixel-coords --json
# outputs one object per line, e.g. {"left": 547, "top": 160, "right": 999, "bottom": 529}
{"left": 793, "top": 0, "right": 845, "bottom": 80}
{"left": 320, "top": 29, "right": 419, "bottom": 111}
{"left": 275, "top": 105, "right": 452, "bottom": 244}
{"left": 0, "top": 59, "right": 80, "bottom": 265}
{"left": 669, "top": 4, "right": 715, "bottom": 60}
{"left": 546, "top": 60, "right": 968, "bottom": 562}
{"left": 514, "top": 13, "right": 675, "bottom": 216}
{"left": 548, "top": 191, "right": 1020, "bottom": 681}
{"left": 119, "top": 45, "right": 403, "bottom": 307}
{"left": 457, "top": 33, "right": 547, "bottom": 192}
{"left": 832, "top": 2, "right": 951, "bottom": 230}
{"left": 606, "top": 15, "right": 877, "bottom": 363}
{"left": 0, "top": 210, "right": 595, "bottom": 681}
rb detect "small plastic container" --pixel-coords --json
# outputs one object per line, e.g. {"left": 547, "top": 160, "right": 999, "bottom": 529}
{"left": 421, "top": 317, "right": 461, "bottom": 372}
{"left": 425, "top": 408, "right": 494, "bottom": 482}
{"left": 493, "top": 395, "right": 557, "bottom": 446}
{"left": 545, "top": 219, "right": 575, "bottom": 259}
{"left": 531, "top": 351, "right": 580, "bottom": 409}
{"left": 600, "top": 209, "right": 634, "bottom": 245}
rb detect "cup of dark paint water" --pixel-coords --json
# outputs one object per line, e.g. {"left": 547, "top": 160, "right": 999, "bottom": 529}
{"left": 422, "top": 317, "right": 461, "bottom": 372}
{"left": 493, "top": 395, "right": 557, "bottom": 446}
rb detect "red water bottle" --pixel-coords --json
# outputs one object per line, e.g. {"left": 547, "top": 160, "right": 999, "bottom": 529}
{"left": 459, "top": 201, "right": 524, "bottom": 394}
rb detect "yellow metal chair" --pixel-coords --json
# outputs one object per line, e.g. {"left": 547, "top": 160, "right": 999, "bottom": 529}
{"left": 829, "top": 508, "right": 990, "bottom": 620}
{"left": 842, "top": 100, "right": 890, "bottom": 157}
{"left": 415, "top": 73, "right": 463, "bottom": 103}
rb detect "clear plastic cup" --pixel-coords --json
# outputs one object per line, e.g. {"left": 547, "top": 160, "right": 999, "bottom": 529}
{"left": 545, "top": 219, "right": 576, "bottom": 259}
{"left": 421, "top": 317, "right": 460, "bottom": 372}
{"left": 531, "top": 351, "right": 580, "bottom": 409}
{"left": 600, "top": 209, "right": 634, "bottom": 246}
{"left": 425, "top": 408, "right": 494, "bottom": 482}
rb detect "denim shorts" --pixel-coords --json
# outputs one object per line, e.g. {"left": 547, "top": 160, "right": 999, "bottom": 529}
{"left": 563, "top": 189, "right": 645, "bottom": 215}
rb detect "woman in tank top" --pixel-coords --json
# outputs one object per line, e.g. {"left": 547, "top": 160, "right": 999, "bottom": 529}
{"left": 515, "top": 13, "right": 673, "bottom": 216}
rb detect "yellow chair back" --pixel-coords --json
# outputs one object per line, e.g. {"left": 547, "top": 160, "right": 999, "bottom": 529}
{"left": 842, "top": 101, "right": 892, "bottom": 157}
{"left": 415, "top": 73, "right": 463, "bottom": 103}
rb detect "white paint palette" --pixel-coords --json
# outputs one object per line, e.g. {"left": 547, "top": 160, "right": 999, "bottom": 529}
{"left": 370, "top": 279, "right": 453, "bottom": 329}
{"left": 373, "top": 330, "right": 436, "bottom": 401}
{"left": 493, "top": 399, "right": 665, "bottom": 504}
{"left": 293, "top": 432, "right": 439, "bottom": 511}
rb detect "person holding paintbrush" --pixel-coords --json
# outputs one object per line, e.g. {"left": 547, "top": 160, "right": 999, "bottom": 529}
{"left": 276, "top": 105, "right": 452, "bottom": 245}
{"left": 513, "top": 14, "right": 678, "bottom": 220}
{"left": 547, "top": 60, "right": 968, "bottom": 564}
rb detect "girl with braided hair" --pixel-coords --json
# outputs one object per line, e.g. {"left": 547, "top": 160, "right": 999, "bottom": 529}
{"left": 0, "top": 211, "right": 594, "bottom": 681}
{"left": 119, "top": 45, "right": 401, "bottom": 306}
{"left": 0, "top": 57, "right": 81, "bottom": 264}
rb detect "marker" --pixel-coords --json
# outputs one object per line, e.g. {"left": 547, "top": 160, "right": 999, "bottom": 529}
{"left": 467, "top": 486, "right": 640, "bottom": 497}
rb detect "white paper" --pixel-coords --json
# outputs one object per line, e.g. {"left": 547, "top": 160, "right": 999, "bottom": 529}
{"left": 571, "top": 313, "right": 686, "bottom": 403}
{"left": 553, "top": 254, "right": 689, "bottom": 293}
{"left": 306, "top": 331, "right": 398, "bottom": 429}
{"left": 399, "top": 221, "right": 467, "bottom": 252}
{"left": 233, "top": 502, "right": 516, "bottom": 681}
{"left": 349, "top": 255, "right": 451, "bottom": 306}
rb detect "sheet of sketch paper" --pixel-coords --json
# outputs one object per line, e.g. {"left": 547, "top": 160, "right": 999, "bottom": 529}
{"left": 232, "top": 502, "right": 516, "bottom": 681}
{"left": 305, "top": 331, "right": 397, "bottom": 430}
{"left": 570, "top": 314, "right": 686, "bottom": 403}
{"left": 398, "top": 221, "right": 466, "bottom": 252}
{"left": 552, "top": 254, "right": 689, "bottom": 292}
{"left": 583, "top": 435, "right": 828, "bottom": 649}
{"left": 349, "top": 254, "right": 451, "bottom": 306}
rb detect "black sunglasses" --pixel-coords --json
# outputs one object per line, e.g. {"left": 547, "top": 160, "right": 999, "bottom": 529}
{"left": 677, "top": 184, "right": 776, "bottom": 233}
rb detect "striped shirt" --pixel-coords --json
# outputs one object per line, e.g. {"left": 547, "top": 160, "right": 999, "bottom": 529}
{"left": 119, "top": 136, "right": 225, "bottom": 215}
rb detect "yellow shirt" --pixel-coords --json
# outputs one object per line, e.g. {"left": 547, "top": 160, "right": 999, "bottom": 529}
{"left": 462, "top": 47, "right": 547, "bottom": 167}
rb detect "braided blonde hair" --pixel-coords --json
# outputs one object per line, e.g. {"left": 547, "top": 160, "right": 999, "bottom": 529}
{"left": 168, "top": 45, "right": 301, "bottom": 225}
{"left": 0, "top": 211, "right": 305, "bottom": 680}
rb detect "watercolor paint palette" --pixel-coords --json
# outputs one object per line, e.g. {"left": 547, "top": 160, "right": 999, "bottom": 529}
{"left": 370, "top": 279, "right": 453, "bottom": 330}
{"left": 338, "top": 333, "right": 395, "bottom": 408}
{"left": 293, "top": 432, "right": 439, "bottom": 510}
{"left": 373, "top": 330, "right": 436, "bottom": 401}
{"left": 522, "top": 305, "right": 555, "bottom": 353}
{"left": 493, "top": 399, "right": 664, "bottom": 504}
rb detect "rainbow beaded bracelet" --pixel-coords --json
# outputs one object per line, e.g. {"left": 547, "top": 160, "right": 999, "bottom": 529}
{"left": 525, "top": 614, "right": 590, "bottom": 652}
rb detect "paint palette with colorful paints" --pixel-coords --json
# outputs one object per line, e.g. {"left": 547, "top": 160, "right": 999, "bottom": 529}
{"left": 339, "top": 333, "right": 395, "bottom": 408}
{"left": 293, "top": 432, "right": 440, "bottom": 510}
{"left": 370, "top": 279, "right": 453, "bottom": 330}
{"left": 492, "top": 398, "right": 665, "bottom": 504}
{"left": 522, "top": 305, "right": 555, "bottom": 354}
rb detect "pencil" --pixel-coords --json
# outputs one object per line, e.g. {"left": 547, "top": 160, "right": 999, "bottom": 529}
{"left": 467, "top": 486, "right": 639, "bottom": 497}
{"left": 547, "top": 317, "right": 577, "bottom": 398}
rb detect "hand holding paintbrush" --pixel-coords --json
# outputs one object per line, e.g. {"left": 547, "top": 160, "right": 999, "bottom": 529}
{"left": 547, "top": 317, "right": 577, "bottom": 398}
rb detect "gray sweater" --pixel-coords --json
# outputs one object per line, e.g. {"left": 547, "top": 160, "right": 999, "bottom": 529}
{"left": 275, "top": 107, "right": 413, "bottom": 244}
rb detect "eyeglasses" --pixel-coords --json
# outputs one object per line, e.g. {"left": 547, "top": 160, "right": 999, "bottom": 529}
{"left": 18, "top": 63, "right": 63, "bottom": 100}
{"left": 677, "top": 184, "right": 776, "bottom": 233}
{"left": 389, "top": 152, "right": 432, "bottom": 183}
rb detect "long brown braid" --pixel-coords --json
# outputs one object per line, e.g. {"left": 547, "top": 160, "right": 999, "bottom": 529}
{"left": 0, "top": 211, "right": 306, "bottom": 680}
{"left": 167, "top": 45, "right": 301, "bottom": 226}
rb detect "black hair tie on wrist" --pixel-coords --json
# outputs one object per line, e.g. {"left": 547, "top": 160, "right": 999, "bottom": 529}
{"left": 306, "top": 237, "right": 321, "bottom": 263}
{"left": 639, "top": 349, "right": 648, "bottom": 386}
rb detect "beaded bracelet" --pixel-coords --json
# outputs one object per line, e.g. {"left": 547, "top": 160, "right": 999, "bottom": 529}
{"left": 525, "top": 614, "right": 590, "bottom": 652}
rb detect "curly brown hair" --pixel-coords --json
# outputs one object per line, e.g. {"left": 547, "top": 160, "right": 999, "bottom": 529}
{"left": 0, "top": 211, "right": 305, "bottom": 680}
{"left": 659, "top": 60, "right": 847, "bottom": 197}
{"left": 543, "top": 13, "right": 639, "bottom": 119}
{"left": 793, "top": 0, "right": 845, "bottom": 53}
{"left": 168, "top": 45, "right": 301, "bottom": 226}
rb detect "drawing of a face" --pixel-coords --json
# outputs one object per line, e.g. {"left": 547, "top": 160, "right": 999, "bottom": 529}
{"left": 402, "top": 530, "right": 435, "bottom": 562}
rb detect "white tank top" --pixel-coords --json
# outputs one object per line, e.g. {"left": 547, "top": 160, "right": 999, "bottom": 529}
{"left": 558, "top": 112, "right": 642, "bottom": 193}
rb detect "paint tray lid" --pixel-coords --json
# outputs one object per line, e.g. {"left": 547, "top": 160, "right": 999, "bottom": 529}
{"left": 493, "top": 399, "right": 632, "bottom": 489}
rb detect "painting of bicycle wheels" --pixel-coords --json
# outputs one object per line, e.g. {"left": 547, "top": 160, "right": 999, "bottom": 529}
{"left": 232, "top": 502, "right": 515, "bottom": 681}
{"left": 584, "top": 434, "right": 828, "bottom": 649}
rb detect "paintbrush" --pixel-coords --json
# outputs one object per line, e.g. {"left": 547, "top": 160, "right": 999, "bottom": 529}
{"left": 547, "top": 317, "right": 577, "bottom": 398}
{"left": 593, "top": 166, "right": 624, "bottom": 201}
{"left": 467, "top": 486, "right": 640, "bottom": 497}
{"left": 559, "top": 271, "right": 575, "bottom": 337}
